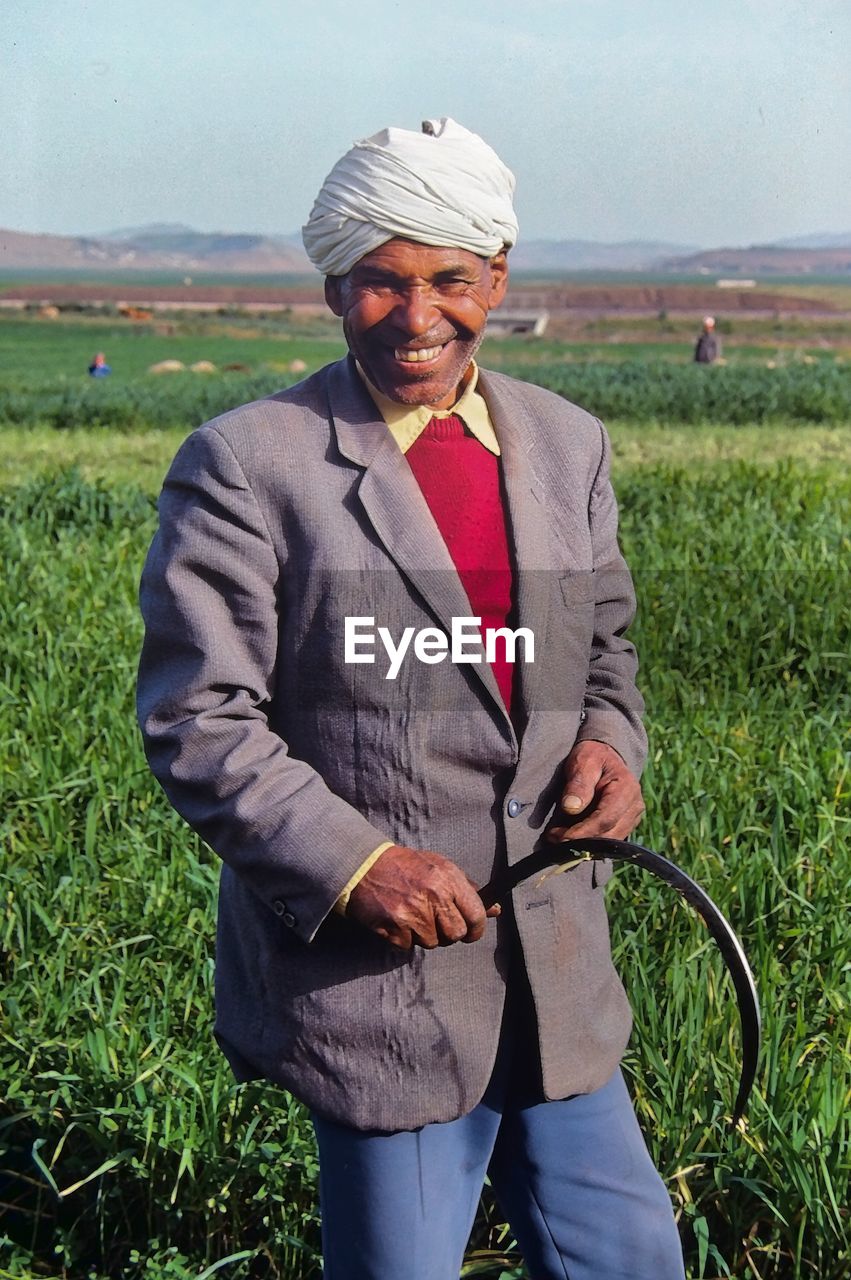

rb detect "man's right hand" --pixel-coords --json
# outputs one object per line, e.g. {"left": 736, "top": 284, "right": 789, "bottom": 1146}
{"left": 346, "top": 844, "right": 500, "bottom": 950}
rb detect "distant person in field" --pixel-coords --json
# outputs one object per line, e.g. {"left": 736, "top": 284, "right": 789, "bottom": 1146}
{"left": 138, "top": 117, "right": 685, "bottom": 1279}
{"left": 694, "top": 316, "right": 720, "bottom": 364}
{"left": 87, "top": 352, "right": 111, "bottom": 378}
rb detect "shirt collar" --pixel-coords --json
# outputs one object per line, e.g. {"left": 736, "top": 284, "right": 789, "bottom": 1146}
{"left": 355, "top": 360, "right": 500, "bottom": 456}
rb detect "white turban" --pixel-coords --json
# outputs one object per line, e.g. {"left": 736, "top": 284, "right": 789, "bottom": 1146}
{"left": 302, "top": 117, "right": 518, "bottom": 276}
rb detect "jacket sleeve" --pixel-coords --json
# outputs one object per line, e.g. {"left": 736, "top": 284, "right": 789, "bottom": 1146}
{"left": 573, "top": 421, "right": 647, "bottom": 777}
{"left": 136, "top": 424, "right": 392, "bottom": 943}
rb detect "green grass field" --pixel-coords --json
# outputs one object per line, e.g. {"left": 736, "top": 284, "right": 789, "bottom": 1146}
{"left": 2, "top": 305, "right": 849, "bottom": 384}
{"left": 1, "top": 315, "right": 849, "bottom": 1280}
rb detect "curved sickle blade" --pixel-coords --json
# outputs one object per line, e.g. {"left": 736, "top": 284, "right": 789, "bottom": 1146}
{"left": 480, "top": 836, "right": 760, "bottom": 1127}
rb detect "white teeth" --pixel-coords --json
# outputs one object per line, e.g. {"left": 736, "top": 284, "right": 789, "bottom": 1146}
{"left": 395, "top": 345, "right": 443, "bottom": 363}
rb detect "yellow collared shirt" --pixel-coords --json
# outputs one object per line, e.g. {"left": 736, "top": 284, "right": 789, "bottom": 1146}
{"left": 356, "top": 361, "right": 500, "bottom": 455}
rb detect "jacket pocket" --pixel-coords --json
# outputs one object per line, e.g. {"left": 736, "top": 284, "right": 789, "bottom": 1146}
{"left": 559, "top": 569, "right": 596, "bottom": 606}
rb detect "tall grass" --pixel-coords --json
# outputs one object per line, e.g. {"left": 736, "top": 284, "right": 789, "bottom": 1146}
{"left": 615, "top": 463, "right": 850, "bottom": 1277}
{"left": 1, "top": 461, "right": 848, "bottom": 1279}
{"left": 1, "top": 361, "right": 849, "bottom": 433}
{"left": 507, "top": 360, "right": 851, "bottom": 424}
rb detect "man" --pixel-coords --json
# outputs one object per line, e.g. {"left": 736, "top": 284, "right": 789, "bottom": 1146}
{"left": 694, "top": 315, "right": 720, "bottom": 363}
{"left": 138, "top": 118, "right": 685, "bottom": 1279}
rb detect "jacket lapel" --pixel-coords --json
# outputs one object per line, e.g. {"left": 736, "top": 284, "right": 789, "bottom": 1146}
{"left": 327, "top": 358, "right": 513, "bottom": 731}
{"left": 477, "top": 370, "right": 554, "bottom": 730}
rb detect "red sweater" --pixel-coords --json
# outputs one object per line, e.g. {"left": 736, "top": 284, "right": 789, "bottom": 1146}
{"left": 405, "top": 415, "right": 516, "bottom": 712}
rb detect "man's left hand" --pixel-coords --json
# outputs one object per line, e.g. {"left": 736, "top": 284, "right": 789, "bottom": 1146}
{"left": 545, "top": 739, "right": 644, "bottom": 842}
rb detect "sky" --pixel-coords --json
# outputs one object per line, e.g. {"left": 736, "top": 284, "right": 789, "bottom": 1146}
{"left": 3, "top": 0, "right": 849, "bottom": 248}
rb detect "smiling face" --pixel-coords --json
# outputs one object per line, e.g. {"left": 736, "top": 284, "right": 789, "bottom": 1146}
{"left": 324, "top": 238, "right": 509, "bottom": 408}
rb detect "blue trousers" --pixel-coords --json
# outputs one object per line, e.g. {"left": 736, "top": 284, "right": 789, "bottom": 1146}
{"left": 312, "top": 980, "right": 685, "bottom": 1279}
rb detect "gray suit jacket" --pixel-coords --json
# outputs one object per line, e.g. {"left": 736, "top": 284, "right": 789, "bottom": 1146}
{"left": 137, "top": 356, "right": 646, "bottom": 1130}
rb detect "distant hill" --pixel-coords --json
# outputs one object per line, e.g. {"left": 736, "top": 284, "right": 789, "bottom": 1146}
{"left": 97, "top": 222, "right": 200, "bottom": 241}
{"left": 0, "top": 226, "right": 312, "bottom": 273}
{"left": 663, "top": 244, "right": 851, "bottom": 274}
{"left": 3, "top": 223, "right": 851, "bottom": 276}
{"left": 0, "top": 227, "right": 697, "bottom": 274}
{"left": 509, "top": 239, "right": 698, "bottom": 271}
{"left": 769, "top": 232, "right": 851, "bottom": 251}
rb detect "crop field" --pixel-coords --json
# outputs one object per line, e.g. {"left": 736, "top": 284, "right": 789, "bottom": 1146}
{"left": 1, "top": 309, "right": 849, "bottom": 1280}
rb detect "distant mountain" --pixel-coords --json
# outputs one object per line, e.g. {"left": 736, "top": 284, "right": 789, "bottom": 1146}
{"left": 0, "top": 225, "right": 312, "bottom": 273}
{"left": 509, "top": 239, "right": 698, "bottom": 271}
{"left": 4, "top": 222, "right": 851, "bottom": 276}
{"left": 98, "top": 222, "right": 199, "bottom": 241}
{"left": 769, "top": 232, "right": 851, "bottom": 250}
{"left": 662, "top": 244, "right": 851, "bottom": 274}
{"left": 0, "top": 225, "right": 698, "bottom": 275}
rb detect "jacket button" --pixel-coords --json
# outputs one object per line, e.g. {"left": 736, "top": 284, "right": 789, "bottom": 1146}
{"left": 272, "top": 899, "right": 287, "bottom": 916}
{"left": 507, "top": 798, "right": 522, "bottom": 818}
{"left": 283, "top": 911, "right": 296, "bottom": 928}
